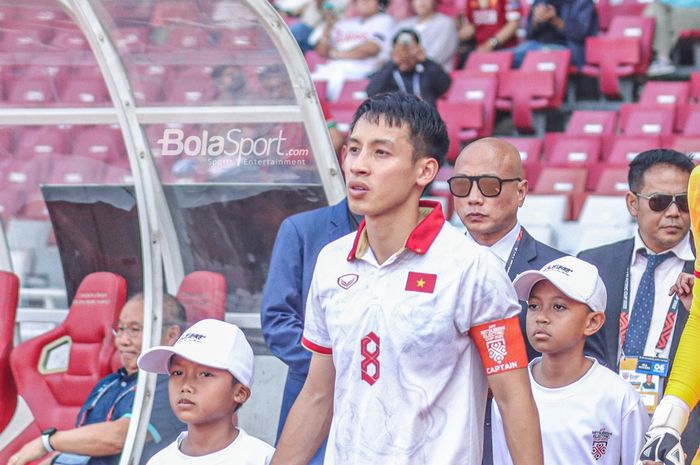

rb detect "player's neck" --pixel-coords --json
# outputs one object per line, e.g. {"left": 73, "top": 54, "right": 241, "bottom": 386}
{"left": 180, "top": 421, "right": 239, "bottom": 457}
{"left": 365, "top": 201, "right": 422, "bottom": 264}
{"left": 533, "top": 347, "right": 592, "bottom": 389}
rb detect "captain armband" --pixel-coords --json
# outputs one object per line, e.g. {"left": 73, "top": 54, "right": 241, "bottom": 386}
{"left": 469, "top": 316, "right": 528, "bottom": 376}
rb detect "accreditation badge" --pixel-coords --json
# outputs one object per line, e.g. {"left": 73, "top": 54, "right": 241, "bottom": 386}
{"left": 619, "top": 356, "right": 668, "bottom": 413}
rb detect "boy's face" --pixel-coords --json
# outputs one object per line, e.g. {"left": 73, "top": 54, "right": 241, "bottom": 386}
{"left": 525, "top": 280, "right": 604, "bottom": 356}
{"left": 168, "top": 355, "right": 249, "bottom": 427}
{"left": 343, "top": 116, "right": 437, "bottom": 220}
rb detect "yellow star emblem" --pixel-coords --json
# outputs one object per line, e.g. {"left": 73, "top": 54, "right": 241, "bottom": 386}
{"left": 416, "top": 278, "right": 426, "bottom": 288}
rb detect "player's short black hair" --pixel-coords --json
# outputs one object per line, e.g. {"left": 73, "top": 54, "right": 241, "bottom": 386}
{"left": 349, "top": 92, "right": 448, "bottom": 165}
{"left": 378, "top": 0, "right": 389, "bottom": 9}
{"left": 628, "top": 149, "right": 695, "bottom": 192}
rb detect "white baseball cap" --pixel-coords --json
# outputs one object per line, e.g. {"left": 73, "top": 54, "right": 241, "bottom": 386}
{"left": 138, "top": 319, "right": 255, "bottom": 388}
{"left": 512, "top": 256, "right": 607, "bottom": 313}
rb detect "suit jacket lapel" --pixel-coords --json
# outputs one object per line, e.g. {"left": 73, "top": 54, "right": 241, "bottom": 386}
{"left": 328, "top": 198, "right": 352, "bottom": 242}
{"left": 605, "top": 238, "right": 635, "bottom": 369}
{"left": 508, "top": 228, "right": 537, "bottom": 280}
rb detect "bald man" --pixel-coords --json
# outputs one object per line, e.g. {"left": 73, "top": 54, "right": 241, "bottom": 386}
{"left": 449, "top": 138, "right": 604, "bottom": 465}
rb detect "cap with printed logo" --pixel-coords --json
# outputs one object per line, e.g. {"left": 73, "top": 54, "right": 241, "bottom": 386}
{"left": 512, "top": 256, "right": 607, "bottom": 313}
{"left": 137, "top": 318, "right": 255, "bottom": 388}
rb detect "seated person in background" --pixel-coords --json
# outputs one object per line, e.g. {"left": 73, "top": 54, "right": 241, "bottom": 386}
{"left": 312, "top": 0, "right": 395, "bottom": 100}
{"left": 137, "top": 319, "right": 275, "bottom": 465}
{"left": 278, "top": 0, "right": 350, "bottom": 53}
{"left": 492, "top": 256, "right": 649, "bottom": 465}
{"left": 507, "top": 0, "right": 597, "bottom": 68}
{"left": 212, "top": 64, "right": 248, "bottom": 103}
{"left": 644, "top": 0, "right": 700, "bottom": 76}
{"left": 395, "top": 0, "right": 459, "bottom": 70}
{"left": 456, "top": 0, "right": 521, "bottom": 69}
{"left": 8, "top": 294, "right": 186, "bottom": 465}
{"left": 366, "top": 29, "right": 452, "bottom": 106}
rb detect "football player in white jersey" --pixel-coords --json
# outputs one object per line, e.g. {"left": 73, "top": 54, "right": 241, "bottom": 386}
{"left": 269, "top": 93, "right": 543, "bottom": 465}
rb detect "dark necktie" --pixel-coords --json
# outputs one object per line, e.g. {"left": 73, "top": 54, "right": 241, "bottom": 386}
{"left": 623, "top": 251, "right": 674, "bottom": 357}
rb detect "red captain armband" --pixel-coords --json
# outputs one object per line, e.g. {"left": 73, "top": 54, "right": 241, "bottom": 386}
{"left": 301, "top": 336, "right": 333, "bottom": 355}
{"left": 469, "top": 316, "right": 528, "bottom": 376}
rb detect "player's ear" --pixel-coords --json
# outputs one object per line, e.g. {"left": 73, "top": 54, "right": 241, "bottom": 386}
{"left": 583, "top": 311, "right": 605, "bottom": 336}
{"left": 232, "top": 382, "right": 251, "bottom": 405}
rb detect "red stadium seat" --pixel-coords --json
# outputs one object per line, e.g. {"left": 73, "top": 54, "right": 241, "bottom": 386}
{"left": 582, "top": 16, "right": 654, "bottom": 99}
{"left": 103, "top": 166, "right": 134, "bottom": 184}
{"left": 164, "top": 76, "right": 217, "bottom": 104}
{"left": 50, "top": 28, "right": 90, "bottom": 51}
{"left": 639, "top": 81, "right": 690, "bottom": 107}
{"left": 590, "top": 165, "right": 630, "bottom": 195}
{"left": 446, "top": 70, "right": 498, "bottom": 138}
{"left": 113, "top": 27, "right": 150, "bottom": 53}
{"left": 618, "top": 104, "right": 675, "bottom": 136}
{"left": 48, "top": 156, "right": 107, "bottom": 184}
{"left": 0, "top": 190, "right": 25, "bottom": 224}
{"left": 8, "top": 78, "right": 57, "bottom": 105}
{"left": 15, "top": 126, "right": 69, "bottom": 158}
{"left": 327, "top": 80, "right": 369, "bottom": 134}
{"left": 10, "top": 272, "right": 127, "bottom": 430}
{"left": 604, "top": 135, "right": 661, "bottom": 164}
{"left": 177, "top": 271, "right": 227, "bottom": 326}
{"left": 663, "top": 136, "right": 700, "bottom": 157}
{"left": 437, "top": 100, "right": 484, "bottom": 163}
{"left": 151, "top": 1, "right": 200, "bottom": 26}
{"left": 304, "top": 51, "right": 327, "bottom": 73}
{"left": 60, "top": 78, "right": 109, "bottom": 105}
{"left": 0, "top": 28, "right": 49, "bottom": 53}
{"left": 566, "top": 111, "right": 618, "bottom": 135}
{"left": 596, "top": 0, "right": 649, "bottom": 32}
{"left": 501, "top": 137, "right": 543, "bottom": 165}
{"left": 464, "top": 51, "right": 514, "bottom": 81}
{"left": 533, "top": 167, "right": 588, "bottom": 219}
{"left": 164, "top": 27, "right": 211, "bottom": 50}
{"left": 0, "top": 158, "right": 52, "bottom": 192}
{"left": 0, "top": 271, "right": 19, "bottom": 432}
{"left": 543, "top": 134, "right": 602, "bottom": 167}
{"left": 497, "top": 70, "right": 555, "bottom": 134}
{"left": 217, "top": 28, "right": 265, "bottom": 50}
{"left": 72, "top": 127, "right": 125, "bottom": 163}
{"left": 497, "top": 50, "right": 570, "bottom": 134}
{"left": 676, "top": 104, "right": 700, "bottom": 135}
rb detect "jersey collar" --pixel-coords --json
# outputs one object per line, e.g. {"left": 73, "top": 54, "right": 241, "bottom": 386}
{"left": 347, "top": 200, "right": 445, "bottom": 261}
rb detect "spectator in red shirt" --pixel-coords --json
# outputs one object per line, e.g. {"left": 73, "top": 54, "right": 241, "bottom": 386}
{"left": 456, "top": 0, "right": 521, "bottom": 68}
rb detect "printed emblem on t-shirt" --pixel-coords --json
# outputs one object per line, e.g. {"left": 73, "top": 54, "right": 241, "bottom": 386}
{"left": 337, "top": 273, "right": 359, "bottom": 290}
{"left": 591, "top": 428, "right": 612, "bottom": 460}
{"left": 481, "top": 324, "right": 507, "bottom": 363}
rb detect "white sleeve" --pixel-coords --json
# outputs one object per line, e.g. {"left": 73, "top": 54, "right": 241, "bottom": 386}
{"left": 620, "top": 392, "right": 652, "bottom": 465}
{"left": 364, "top": 14, "right": 395, "bottom": 48}
{"left": 455, "top": 248, "right": 521, "bottom": 334}
{"left": 491, "top": 400, "right": 515, "bottom": 465}
{"left": 301, "top": 254, "right": 332, "bottom": 354}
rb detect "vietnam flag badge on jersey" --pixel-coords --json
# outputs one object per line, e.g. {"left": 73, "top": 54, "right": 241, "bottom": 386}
{"left": 405, "top": 272, "right": 437, "bottom": 293}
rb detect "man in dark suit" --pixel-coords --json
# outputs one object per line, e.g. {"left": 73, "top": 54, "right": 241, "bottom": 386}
{"left": 578, "top": 148, "right": 699, "bottom": 457}
{"left": 450, "top": 137, "right": 570, "bottom": 465}
{"left": 450, "top": 137, "right": 570, "bottom": 360}
{"left": 260, "top": 198, "right": 358, "bottom": 465}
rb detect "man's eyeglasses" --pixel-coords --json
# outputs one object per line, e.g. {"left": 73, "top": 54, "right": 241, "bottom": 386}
{"left": 447, "top": 175, "right": 522, "bottom": 198}
{"left": 112, "top": 324, "right": 142, "bottom": 338}
{"left": 634, "top": 192, "right": 689, "bottom": 213}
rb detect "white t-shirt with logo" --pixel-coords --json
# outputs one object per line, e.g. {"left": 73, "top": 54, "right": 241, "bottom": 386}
{"left": 492, "top": 358, "right": 650, "bottom": 465}
{"left": 302, "top": 203, "right": 522, "bottom": 465}
{"left": 145, "top": 429, "right": 274, "bottom": 465}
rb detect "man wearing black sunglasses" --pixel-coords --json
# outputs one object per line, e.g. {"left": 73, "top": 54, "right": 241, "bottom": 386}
{"left": 450, "top": 138, "right": 570, "bottom": 465}
{"left": 579, "top": 149, "right": 700, "bottom": 458}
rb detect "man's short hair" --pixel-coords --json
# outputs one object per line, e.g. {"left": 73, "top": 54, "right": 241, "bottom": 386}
{"left": 393, "top": 28, "right": 420, "bottom": 45}
{"left": 628, "top": 149, "right": 695, "bottom": 192}
{"left": 128, "top": 293, "right": 187, "bottom": 333}
{"left": 349, "top": 92, "right": 448, "bottom": 165}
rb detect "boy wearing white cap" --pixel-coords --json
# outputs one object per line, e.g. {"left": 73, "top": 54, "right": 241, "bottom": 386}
{"left": 491, "top": 256, "right": 650, "bottom": 465}
{"left": 137, "top": 319, "right": 274, "bottom": 465}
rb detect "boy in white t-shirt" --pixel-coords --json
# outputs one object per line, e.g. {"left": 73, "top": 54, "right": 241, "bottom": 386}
{"left": 492, "top": 256, "right": 650, "bottom": 465}
{"left": 137, "top": 319, "right": 274, "bottom": 465}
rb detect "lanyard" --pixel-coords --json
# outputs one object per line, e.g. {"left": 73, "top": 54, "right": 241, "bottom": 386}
{"left": 504, "top": 227, "right": 524, "bottom": 274}
{"left": 618, "top": 267, "right": 680, "bottom": 357}
{"left": 392, "top": 69, "right": 421, "bottom": 98}
{"left": 77, "top": 377, "right": 136, "bottom": 426}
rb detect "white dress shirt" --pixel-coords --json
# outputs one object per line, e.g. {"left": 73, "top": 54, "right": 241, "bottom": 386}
{"left": 465, "top": 222, "right": 522, "bottom": 267}
{"left": 624, "top": 231, "right": 694, "bottom": 360}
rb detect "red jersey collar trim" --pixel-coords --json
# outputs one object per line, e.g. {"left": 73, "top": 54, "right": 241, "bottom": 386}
{"left": 346, "top": 200, "right": 445, "bottom": 261}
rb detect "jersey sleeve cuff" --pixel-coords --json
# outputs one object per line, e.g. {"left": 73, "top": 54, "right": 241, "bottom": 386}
{"left": 301, "top": 336, "right": 333, "bottom": 355}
